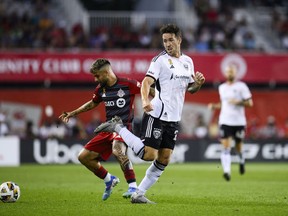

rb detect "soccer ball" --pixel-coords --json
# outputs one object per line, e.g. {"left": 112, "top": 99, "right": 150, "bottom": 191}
{"left": 0, "top": 181, "right": 21, "bottom": 203}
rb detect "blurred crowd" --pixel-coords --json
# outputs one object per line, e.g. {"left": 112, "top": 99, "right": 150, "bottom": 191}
{"left": 1, "top": 109, "right": 288, "bottom": 140}
{"left": 0, "top": 110, "right": 102, "bottom": 140}
{"left": 0, "top": 0, "right": 287, "bottom": 51}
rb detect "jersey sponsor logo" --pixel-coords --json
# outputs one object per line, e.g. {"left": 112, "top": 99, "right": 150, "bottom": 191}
{"left": 153, "top": 128, "right": 162, "bottom": 139}
{"left": 104, "top": 101, "right": 115, "bottom": 106}
{"left": 116, "top": 98, "right": 126, "bottom": 108}
{"left": 174, "top": 75, "right": 190, "bottom": 80}
{"left": 117, "top": 88, "right": 125, "bottom": 97}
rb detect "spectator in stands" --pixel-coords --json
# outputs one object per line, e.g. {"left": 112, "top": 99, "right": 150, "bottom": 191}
{"left": 258, "top": 115, "right": 281, "bottom": 139}
{"left": 39, "top": 116, "right": 67, "bottom": 139}
{"left": 283, "top": 117, "right": 288, "bottom": 138}
{"left": 10, "top": 111, "right": 26, "bottom": 138}
{"left": 0, "top": 111, "right": 9, "bottom": 136}
{"left": 25, "top": 120, "right": 38, "bottom": 139}
{"left": 246, "top": 117, "right": 261, "bottom": 139}
{"left": 193, "top": 114, "right": 209, "bottom": 138}
{"left": 65, "top": 116, "right": 87, "bottom": 139}
{"left": 85, "top": 112, "right": 102, "bottom": 138}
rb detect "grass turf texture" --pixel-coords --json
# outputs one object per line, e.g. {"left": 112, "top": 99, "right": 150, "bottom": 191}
{"left": 0, "top": 163, "right": 287, "bottom": 216}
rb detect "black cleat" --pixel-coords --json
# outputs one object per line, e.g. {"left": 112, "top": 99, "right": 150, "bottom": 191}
{"left": 240, "top": 163, "right": 245, "bottom": 175}
{"left": 223, "top": 173, "right": 231, "bottom": 181}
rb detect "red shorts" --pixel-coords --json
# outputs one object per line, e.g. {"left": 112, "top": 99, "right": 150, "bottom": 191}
{"left": 84, "top": 132, "right": 124, "bottom": 161}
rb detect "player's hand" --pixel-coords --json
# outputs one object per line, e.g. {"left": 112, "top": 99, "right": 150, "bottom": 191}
{"left": 192, "top": 71, "right": 205, "bottom": 86}
{"left": 59, "top": 111, "right": 72, "bottom": 123}
{"left": 229, "top": 99, "right": 240, "bottom": 105}
{"left": 142, "top": 100, "right": 153, "bottom": 113}
{"left": 207, "top": 103, "right": 214, "bottom": 110}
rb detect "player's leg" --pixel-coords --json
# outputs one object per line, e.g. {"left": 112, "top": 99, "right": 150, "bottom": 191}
{"left": 220, "top": 138, "right": 232, "bottom": 181}
{"left": 131, "top": 121, "right": 177, "bottom": 204}
{"left": 235, "top": 127, "right": 246, "bottom": 175}
{"left": 235, "top": 141, "right": 245, "bottom": 174}
{"left": 112, "top": 138, "right": 137, "bottom": 198}
{"left": 220, "top": 125, "right": 232, "bottom": 181}
{"left": 94, "top": 114, "right": 158, "bottom": 161}
{"left": 132, "top": 148, "right": 172, "bottom": 204}
{"left": 79, "top": 133, "right": 120, "bottom": 200}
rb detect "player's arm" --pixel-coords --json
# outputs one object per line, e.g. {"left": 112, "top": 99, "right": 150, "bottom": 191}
{"left": 141, "top": 76, "right": 155, "bottom": 112}
{"left": 59, "top": 100, "right": 99, "bottom": 123}
{"left": 187, "top": 71, "right": 205, "bottom": 94}
{"left": 208, "top": 102, "right": 221, "bottom": 110}
{"left": 149, "top": 84, "right": 155, "bottom": 97}
{"left": 229, "top": 98, "right": 253, "bottom": 107}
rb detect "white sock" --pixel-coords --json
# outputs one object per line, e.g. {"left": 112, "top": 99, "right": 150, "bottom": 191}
{"left": 221, "top": 149, "right": 231, "bottom": 174}
{"left": 118, "top": 127, "right": 145, "bottom": 158}
{"left": 104, "top": 173, "right": 111, "bottom": 182}
{"left": 239, "top": 152, "right": 245, "bottom": 164}
{"left": 137, "top": 160, "right": 166, "bottom": 195}
{"left": 128, "top": 182, "right": 137, "bottom": 188}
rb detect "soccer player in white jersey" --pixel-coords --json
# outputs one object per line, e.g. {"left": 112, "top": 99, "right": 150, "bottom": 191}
{"left": 94, "top": 24, "right": 205, "bottom": 203}
{"left": 208, "top": 64, "right": 253, "bottom": 181}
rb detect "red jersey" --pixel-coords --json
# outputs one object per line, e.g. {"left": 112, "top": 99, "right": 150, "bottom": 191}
{"left": 92, "top": 77, "right": 141, "bottom": 130}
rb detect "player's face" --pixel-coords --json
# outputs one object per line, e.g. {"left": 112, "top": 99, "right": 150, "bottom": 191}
{"left": 162, "top": 33, "right": 182, "bottom": 57}
{"left": 224, "top": 66, "right": 236, "bottom": 82}
{"left": 92, "top": 70, "right": 109, "bottom": 85}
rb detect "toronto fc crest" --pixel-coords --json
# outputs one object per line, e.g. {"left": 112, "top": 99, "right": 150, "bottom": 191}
{"left": 117, "top": 88, "right": 125, "bottom": 97}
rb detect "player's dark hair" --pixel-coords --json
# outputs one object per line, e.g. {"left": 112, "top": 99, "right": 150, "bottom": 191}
{"left": 90, "top": 58, "right": 111, "bottom": 73}
{"left": 160, "top": 24, "right": 182, "bottom": 38}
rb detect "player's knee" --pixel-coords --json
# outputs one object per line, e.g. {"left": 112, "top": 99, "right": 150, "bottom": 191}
{"left": 143, "top": 148, "right": 157, "bottom": 161}
{"left": 156, "top": 155, "right": 170, "bottom": 165}
{"left": 78, "top": 153, "right": 86, "bottom": 165}
{"left": 78, "top": 149, "right": 88, "bottom": 165}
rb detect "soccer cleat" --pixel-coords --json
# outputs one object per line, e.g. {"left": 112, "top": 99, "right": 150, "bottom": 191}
{"left": 102, "top": 176, "right": 120, "bottom": 201}
{"left": 240, "top": 163, "right": 245, "bottom": 175}
{"left": 122, "top": 187, "right": 137, "bottom": 199}
{"left": 223, "top": 173, "right": 231, "bottom": 181}
{"left": 94, "top": 116, "right": 123, "bottom": 134}
{"left": 131, "top": 192, "right": 156, "bottom": 204}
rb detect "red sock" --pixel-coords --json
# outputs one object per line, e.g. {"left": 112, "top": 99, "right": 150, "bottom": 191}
{"left": 94, "top": 166, "right": 108, "bottom": 179}
{"left": 124, "top": 169, "right": 136, "bottom": 183}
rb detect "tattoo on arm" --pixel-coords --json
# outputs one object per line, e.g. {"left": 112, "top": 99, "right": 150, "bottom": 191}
{"left": 73, "top": 100, "right": 98, "bottom": 116}
{"left": 187, "top": 82, "right": 201, "bottom": 94}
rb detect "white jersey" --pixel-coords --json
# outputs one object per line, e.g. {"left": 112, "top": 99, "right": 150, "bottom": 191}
{"left": 218, "top": 81, "right": 252, "bottom": 126}
{"left": 146, "top": 51, "right": 194, "bottom": 122}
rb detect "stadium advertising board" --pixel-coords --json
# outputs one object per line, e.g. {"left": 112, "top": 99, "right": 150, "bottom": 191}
{"left": 0, "top": 52, "right": 288, "bottom": 83}
{"left": 0, "top": 136, "right": 20, "bottom": 166}
{"left": 19, "top": 138, "right": 288, "bottom": 164}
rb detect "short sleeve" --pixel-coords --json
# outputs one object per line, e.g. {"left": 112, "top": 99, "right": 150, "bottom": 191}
{"left": 241, "top": 83, "right": 252, "bottom": 100}
{"left": 188, "top": 58, "right": 195, "bottom": 84}
{"left": 146, "top": 59, "right": 161, "bottom": 80}
{"left": 128, "top": 79, "right": 141, "bottom": 95}
{"left": 92, "top": 86, "right": 103, "bottom": 103}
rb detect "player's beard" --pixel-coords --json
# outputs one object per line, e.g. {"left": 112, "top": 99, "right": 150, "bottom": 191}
{"left": 227, "top": 76, "right": 235, "bottom": 82}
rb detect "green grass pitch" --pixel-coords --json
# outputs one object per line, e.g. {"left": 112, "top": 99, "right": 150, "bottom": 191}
{"left": 0, "top": 162, "right": 287, "bottom": 216}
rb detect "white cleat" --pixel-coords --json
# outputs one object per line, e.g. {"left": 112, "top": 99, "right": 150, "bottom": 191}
{"left": 131, "top": 192, "right": 156, "bottom": 204}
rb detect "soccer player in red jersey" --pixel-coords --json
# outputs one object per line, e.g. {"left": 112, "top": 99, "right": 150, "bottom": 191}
{"left": 59, "top": 58, "right": 142, "bottom": 201}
